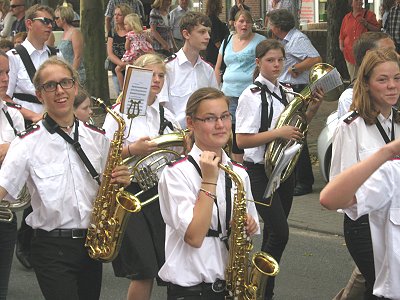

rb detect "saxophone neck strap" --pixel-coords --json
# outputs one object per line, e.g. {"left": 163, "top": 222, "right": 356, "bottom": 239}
{"left": 376, "top": 111, "right": 395, "bottom": 144}
{"left": 2, "top": 108, "right": 17, "bottom": 136}
{"left": 254, "top": 81, "right": 274, "bottom": 133}
{"left": 158, "top": 104, "right": 173, "bottom": 135}
{"left": 187, "top": 155, "right": 231, "bottom": 250}
{"left": 42, "top": 113, "right": 101, "bottom": 185}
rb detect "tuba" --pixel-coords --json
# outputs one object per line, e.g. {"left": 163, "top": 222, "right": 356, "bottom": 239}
{"left": 0, "top": 185, "right": 31, "bottom": 222}
{"left": 264, "top": 63, "right": 341, "bottom": 182}
{"left": 85, "top": 97, "right": 142, "bottom": 262}
{"left": 122, "top": 130, "right": 188, "bottom": 207}
{"left": 221, "top": 163, "right": 279, "bottom": 300}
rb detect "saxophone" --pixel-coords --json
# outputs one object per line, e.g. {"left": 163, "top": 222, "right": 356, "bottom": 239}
{"left": 85, "top": 97, "right": 141, "bottom": 262}
{"left": 220, "top": 163, "right": 279, "bottom": 300}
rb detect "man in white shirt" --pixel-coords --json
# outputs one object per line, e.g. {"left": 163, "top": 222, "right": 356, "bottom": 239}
{"left": 159, "top": 11, "right": 218, "bottom": 128}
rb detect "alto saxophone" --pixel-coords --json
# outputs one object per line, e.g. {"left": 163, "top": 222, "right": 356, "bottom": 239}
{"left": 220, "top": 163, "right": 279, "bottom": 300}
{"left": 85, "top": 97, "right": 141, "bottom": 262}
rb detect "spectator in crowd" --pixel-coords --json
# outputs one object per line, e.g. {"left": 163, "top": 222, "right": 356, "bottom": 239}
{"left": 215, "top": 9, "right": 265, "bottom": 162}
{"left": 380, "top": 0, "right": 396, "bottom": 31}
{"left": 0, "top": 39, "right": 13, "bottom": 51}
{"left": 204, "top": 0, "right": 229, "bottom": 66}
{"left": 384, "top": 0, "right": 400, "bottom": 52}
{"left": 228, "top": 0, "right": 250, "bottom": 29}
{"left": 159, "top": 11, "right": 218, "bottom": 128}
{"left": 169, "top": 0, "right": 189, "bottom": 51}
{"left": 264, "top": 0, "right": 302, "bottom": 29}
{"left": 74, "top": 88, "right": 93, "bottom": 124}
{"left": 55, "top": 5, "right": 86, "bottom": 85}
{"left": 267, "top": 8, "right": 321, "bottom": 196}
{"left": 150, "top": 0, "right": 174, "bottom": 57}
{"left": 107, "top": 4, "right": 132, "bottom": 95}
{"left": 0, "top": 49, "right": 24, "bottom": 300}
{"left": 339, "top": 0, "right": 380, "bottom": 81}
{"left": 105, "top": 0, "right": 145, "bottom": 34}
{"left": 12, "top": 31, "right": 26, "bottom": 46}
{"left": 9, "top": 0, "right": 25, "bottom": 38}
{"left": 0, "top": 0, "right": 16, "bottom": 39}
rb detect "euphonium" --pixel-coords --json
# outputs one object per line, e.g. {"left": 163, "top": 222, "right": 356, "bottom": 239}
{"left": 85, "top": 97, "right": 141, "bottom": 262}
{"left": 264, "top": 63, "right": 339, "bottom": 182}
{"left": 122, "top": 130, "right": 188, "bottom": 207}
{"left": 0, "top": 185, "right": 31, "bottom": 222}
{"left": 221, "top": 163, "right": 279, "bottom": 300}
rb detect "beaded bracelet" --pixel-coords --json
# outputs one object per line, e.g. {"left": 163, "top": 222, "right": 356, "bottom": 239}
{"left": 202, "top": 181, "right": 217, "bottom": 186}
{"left": 199, "top": 188, "right": 217, "bottom": 201}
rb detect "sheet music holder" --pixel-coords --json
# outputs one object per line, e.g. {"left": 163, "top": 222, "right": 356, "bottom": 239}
{"left": 309, "top": 67, "right": 342, "bottom": 94}
{"left": 262, "top": 142, "right": 302, "bottom": 202}
{"left": 120, "top": 65, "right": 153, "bottom": 119}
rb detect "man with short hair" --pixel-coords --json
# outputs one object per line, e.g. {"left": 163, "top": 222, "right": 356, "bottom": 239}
{"left": 105, "top": 0, "right": 145, "bottom": 34}
{"left": 159, "top": 11, "right": 218, "bottom": 128}
{"left": 169, "top": 0, "right": 189, "bottom": 50}
{"left": 10, "top": 0, "right": 26, "bottom": 38}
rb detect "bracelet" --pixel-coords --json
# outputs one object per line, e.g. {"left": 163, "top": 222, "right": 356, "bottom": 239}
{"left": 199, "top": 188, "right": 217, "bottom": 201}
{"left": 202, "top": 181, "right": 217, "bottom": 186}
{"left": 127, "top": 144, "right": 132, "bottom": 156}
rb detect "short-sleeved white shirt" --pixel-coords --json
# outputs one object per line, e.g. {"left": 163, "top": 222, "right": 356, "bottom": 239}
{"left": 0, "top": 120, "right": 109, "bottom": 230}
{"left": 330, "top": 111, "right": 400, "bottom": 181}
{"left": 235, "top": 74, "right": 294, "bottom": 164}
{"left": 158, "top": 49, "right": 219, "bottom": 128}
{"left": 158, "top": 144, "right": 260, "bottom": 286}
{"left": 344, "top": 160, "right": 400, "bottom": 299}
{"left": 337, "top": 88, "right": 353, "bottom": 119}
{"left": 6, "top": 39, "right": 63, "bottom": 114}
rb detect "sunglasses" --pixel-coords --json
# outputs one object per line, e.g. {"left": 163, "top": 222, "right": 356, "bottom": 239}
{"left": 31, "top": 17, "right": 55, "bottom": 27}
{"left": 10, "top": 4, "right": 24, "bottom": 8}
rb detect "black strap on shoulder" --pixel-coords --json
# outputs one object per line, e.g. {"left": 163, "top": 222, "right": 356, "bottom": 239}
{"left": 2, "top": 108, "right": 17, "bottom": 135}
{"left": 47, "top": 46, "right": 57, "bottom": 56}
{"left": 187, "top": 155, "right": 232, "bottom": 250}
{"left": 221, "top": 34, "right": 233, "bottom": 71}
{"left": 158, "top": 105, "right": 173, "bottom": 135}
{"left": 14, "top": 45, "right": 36, "bottom": 82}
{"left": 375, "top": 109, "right": 395, "bottom": 144}
{"left": 42, "top": 114, "right": 101, "bottom": 185}
{"left": 12, "top": 93, "right": 41, "bottom": 104}
{"left": 254, "top": 81, "right": 273, "bottom": 133}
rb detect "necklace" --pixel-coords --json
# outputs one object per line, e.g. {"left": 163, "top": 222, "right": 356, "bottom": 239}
{"left": 59, "top": 120, "right": 75, "bottom": 130}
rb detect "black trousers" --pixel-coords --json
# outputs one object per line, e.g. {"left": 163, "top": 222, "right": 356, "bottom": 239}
{"left": 31, "top": 234, "right": 102, "bottom": 300}
{"left": 244, "top": 162, "right": 294, "bottom": 299}
{"left": 167, "top": 283, "right": 228, "bottom": 300}
{"left": 344, "top": 214, "right": 377, "bottom": 300}
{"left": 17, "top": 206, "right": 33, "bottom": 255}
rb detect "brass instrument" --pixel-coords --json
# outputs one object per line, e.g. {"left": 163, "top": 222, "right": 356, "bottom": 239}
{"left": 264, "top": 63, "right": 341, "bottom": 182}
{"left": 221, "top": 163, "right": 279, "bottom": 300}
{"left": 123, "top": 130, "right": 187, "bottom": 207}
{"left": 85, "top": 97, "right": 141, "bottom": 262}
{"left": 0, "top": 185, "right": 31, "bottom": 222}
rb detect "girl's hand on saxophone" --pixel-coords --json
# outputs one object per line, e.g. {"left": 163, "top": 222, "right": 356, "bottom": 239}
{"left": 245, "top": 214, "right": 258, "bottom": 236}
{"left": 111, "top": 165, "right": 131, "bottom": 187}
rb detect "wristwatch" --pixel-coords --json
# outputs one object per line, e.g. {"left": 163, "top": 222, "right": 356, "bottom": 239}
{"left": 291, "top": 65, "right": 297, "bottom": 73}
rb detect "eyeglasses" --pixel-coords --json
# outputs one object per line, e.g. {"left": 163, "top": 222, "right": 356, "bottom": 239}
{"left": 10, "top": 4, "right": 24, "bottom": 9}
{"left": 193, "top": 113, "right": 232, "bottom": 124}
{"left": 40, "top": 78, "right": 75, "bottom": 92}
{"left": 31, "top": 17, "right": 55, "bottom": 27}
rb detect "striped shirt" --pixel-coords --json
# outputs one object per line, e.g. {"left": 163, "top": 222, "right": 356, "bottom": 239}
{"left": 385, "top": 4, "right": 400, "bottom": 50}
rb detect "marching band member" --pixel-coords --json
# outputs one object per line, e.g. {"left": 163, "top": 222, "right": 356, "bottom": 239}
{"left": 102, "top": 53, "right": 180, "bottom": 300}
{"left": 0, "top": 56, "right": 130, "bottom": 300}
{"left": 235, "top": 39, "right": 323, "bottom": 300}
{"left": 0, "top": 50, "right": 24, "bottom": 300}
{"left": 158, "top": 87, "right": 259, "bottom": 300}
{"left": 327, "top": 48, "right": 400, "bottom": 299}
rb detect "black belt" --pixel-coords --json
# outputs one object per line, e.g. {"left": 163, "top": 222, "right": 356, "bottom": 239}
{"left": 33, "top": 228, "right": 87, "bottom": 239}
{"left": 168, "top": 280, "right": 227, "bottom": 295}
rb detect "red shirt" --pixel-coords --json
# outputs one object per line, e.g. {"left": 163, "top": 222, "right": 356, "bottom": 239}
{"left": 339, "top": 9, "right": 380, "bottom": 64}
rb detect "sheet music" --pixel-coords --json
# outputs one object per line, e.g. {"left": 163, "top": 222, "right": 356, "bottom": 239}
{"left": 310, "top": 67, "right": 342, "bottom": 94}
{"left": 263, "top": 142, "right": 302, "bottom": 201}
{"left": 120, "top": 65, "right": 153, "bottom": 118}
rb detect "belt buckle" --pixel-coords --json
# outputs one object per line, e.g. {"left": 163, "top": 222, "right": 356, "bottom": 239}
{"left": 211, "top": 279, "right": 226, "bottom": 293}
{"left": 71, "top": 229, "right": 85, "bottom": 239}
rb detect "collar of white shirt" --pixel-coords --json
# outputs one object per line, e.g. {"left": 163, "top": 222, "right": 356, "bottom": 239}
{"left": 176, "top": 48, "right": 201, "bottom": 67}
{"left": 254, "top": 74, "right": 282, "bottom": 98}
{"left": 21, "top": 39, "right": 50, "bottom": 55}
{"left": 190, "top": 143, "right": 230, "bottom": 168}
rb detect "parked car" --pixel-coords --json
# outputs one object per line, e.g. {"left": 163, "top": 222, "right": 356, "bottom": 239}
{"left": 317, "top": 110, "right": 338, "bottom": 182}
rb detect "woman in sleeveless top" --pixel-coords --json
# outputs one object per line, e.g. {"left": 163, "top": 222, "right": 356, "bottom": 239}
{"left": 55, "top": 5, "right": 86, "bottom": 85}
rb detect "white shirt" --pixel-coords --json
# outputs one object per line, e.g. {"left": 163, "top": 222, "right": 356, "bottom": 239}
{"left": 0, "top": 120, "right": 109, "bottom": 230}
{"left": 337, "top": 87, "right": 353, "bottom": 119}
{"left": 330, "top": 111, "right": 400, "bottom": 181}
{"left": 235, "top": 74, "right": 294, "bottom": 164}
{"left": 344, "top": 160, "right": 400, "bottom": 300}
{"left": 158, "top": 49, "right": 219, "bottom": 128}
{"left": 158, "top": 144, "right": 260, "bottom": 286}
{"left": 6, "top": 39, "right": 63, "bottom": 114}
{"left": 0, "top": 101, "right": 24, "bottom": 143}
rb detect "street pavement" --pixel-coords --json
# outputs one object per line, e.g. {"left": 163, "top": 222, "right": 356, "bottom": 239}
{"left": 6, "top": 76, "right": 350, "bottom": 299}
